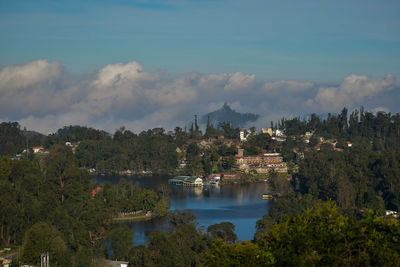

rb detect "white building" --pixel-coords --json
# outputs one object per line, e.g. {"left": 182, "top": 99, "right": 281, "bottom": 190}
{"left": 32, "top": 146, "right": 44, "bottom": 153}
{"left": 240, "top": 129, "right": 248, "bottom": 141}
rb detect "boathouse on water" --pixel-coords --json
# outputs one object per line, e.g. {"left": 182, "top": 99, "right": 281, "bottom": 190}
{"left": 169, "top": 176, "right": 203, "bottom": 187}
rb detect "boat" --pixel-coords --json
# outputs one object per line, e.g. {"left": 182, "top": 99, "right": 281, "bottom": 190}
{"left": 262, "top": 194, "right": 273, "bottom": 199}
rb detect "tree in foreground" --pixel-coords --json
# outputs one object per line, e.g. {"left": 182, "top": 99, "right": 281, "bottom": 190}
{"left": 107, "top": 225, "right": 134, "bottom": 261}
{"left": 258, "top": 202, "right": 400, "bottom": 266}
{"left": 203, "top": 239, "right": 275, "bottom": 267}
{"left": 204, "top": 202, "right": 400, "bottom": 266}
{"left": 207, "top": 222, "right": 237, "bottom": 244}
{"left": 21, "top": 222, "right": 71, "bottom": 266}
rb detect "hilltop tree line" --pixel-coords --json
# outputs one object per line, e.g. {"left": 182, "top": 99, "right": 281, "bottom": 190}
{"left": 281, "top": 107, "right": 400, "bottom": 150}
{"left": 268, "top": 108, "right": 400, "bottom": 213}
{"left": 297, "top": 147, "right": 400, "bottom": 212}
{"left": 0, "top": 121, "right": 240, "bottom": 175}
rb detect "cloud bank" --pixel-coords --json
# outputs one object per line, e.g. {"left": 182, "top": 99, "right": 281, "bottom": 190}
{"left": 0, "top": 60, "right": 398, "bottom": 134}
{"left": 307, "top": 74, "right": 396, "bottom": 111}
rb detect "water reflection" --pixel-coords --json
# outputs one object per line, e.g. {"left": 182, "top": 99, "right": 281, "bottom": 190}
{"left": 97, "top": 175, "right": 270, "bottom": 245}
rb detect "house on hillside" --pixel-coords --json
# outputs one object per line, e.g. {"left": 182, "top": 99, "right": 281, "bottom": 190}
{"left": 240, "top": 128, "right": 255, "bottom": 142}
{"left": 347, "top": 141, "right": 352, "bottom": 147}
{"left": 261, "top": 128, "right": 273, "bottom": 136}
{"left": 32, "top": 146, "right": 44, "bottom": 154}
{"left": 235, "top": 153, "right": 288, "bottom": 174}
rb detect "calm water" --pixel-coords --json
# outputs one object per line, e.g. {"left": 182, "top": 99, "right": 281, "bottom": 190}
{"left": 96, "top": 175, "right": 271, "bottom": 245}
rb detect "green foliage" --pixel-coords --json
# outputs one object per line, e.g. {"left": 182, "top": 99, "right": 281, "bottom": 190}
{"left": 54, "top": 125, "right": 109, "bottom": 142}
{"left": 100, "top": 180, "right": 160, "bottom": 213}
{"left": 267, "top": 174, "right": 293, "bottom": 197}
{"left": 146, "top": 230, "right": 184, "bottom": 266}
{"left": 257, "top": 202, "right": 400, "bottom": 266}
{"left": 218, "top": 122, "right": 239, "bottom": 139}
{"left": 21, "top": 222, "right": 70, "bottom": 266}
{"left": 245, "top": 133, "right": 275, "bottom": 154}
{"left": 153, "top": 198, "right": 169, "bottom": 217}
{"left": 127, "top": 245, "right": 153, "bottom": 267}
{"left": 203, "top": 239, "right": 275, "bottom": 267}
{"left": 0, "top": 156, "right": 11, "bottom": 180}
{"left": 107, "top": 225, "right": 134, "bottom": 260}
{"left": 204, "top": 115, "right": 219, "bottom": 138}
{"left": 0, "top": 122, "right": 25, "bottom": 156}
{"left": 75, "top": 127, "right": 178, "bottom": 174}
{"left": 128, "top": 202, "right": 400, "bottom": 267}
{"left": 128, "top": 210, "right": 210, "bottom": 267}
{"left": 282, "top": 117, "right": 307, "bottom": 136}
{"left": 168, "top": 210, "right": 197, "bottom": 230}
{"left": 255, "top": 194, "right": 323, "bottom": 240}
{"left": 0, "top": 158, "right": 44, "bottom": 246}
{"left": 0, "top": 146, "right": 165, "bottom": 265}
{"left": 298, "top": 148, "right": 400, "bottom": 211}
{"left": 75, "top": 246, "right": 94, "bottom": 267}
{"left": 46, "top": 145, "right": 88, "bottom": 204}
{"left": 207, "top": 222, "right": 237, "bottom": 243}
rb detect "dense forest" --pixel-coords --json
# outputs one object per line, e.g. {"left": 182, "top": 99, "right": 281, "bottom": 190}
{"left": 1, "top": 107, "right": 400, "bottom": 266}
{"left": 0, "top": 121, "right": 241, "bottom": 175}
{"left": 281, "top": 107, "right": 400, "bottom": 150}
{"left": 0, "top": 146, "right": 167, "bottom": 266}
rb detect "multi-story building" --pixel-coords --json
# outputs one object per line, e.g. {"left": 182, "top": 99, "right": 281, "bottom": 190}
{"left": 261, "top": 128, "right": 273, "bottom": 136}
{"left": 234, "top": 153, "right": 288, "bottom": 174}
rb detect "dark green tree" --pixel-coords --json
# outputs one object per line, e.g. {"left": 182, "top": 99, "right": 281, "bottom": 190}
{"left": 107, "top": 225, "right": 134, "bottom": 260}
{"left": 207, "top": 222, "right": 237, "bottom": 243}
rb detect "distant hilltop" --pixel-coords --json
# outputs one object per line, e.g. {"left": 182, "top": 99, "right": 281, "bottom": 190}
{"left": 201, "top": 103, "right": 259, "bottom": 128}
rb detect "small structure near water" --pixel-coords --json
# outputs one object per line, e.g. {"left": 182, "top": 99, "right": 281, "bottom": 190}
{"left": 183, "top": 176, "right": 203, "bottom": 187}
{"left": 169, "top": 176, "right": 203, "bottom": 187}
{"left": 262, "top": 194, "right": 273, "bottom": 199}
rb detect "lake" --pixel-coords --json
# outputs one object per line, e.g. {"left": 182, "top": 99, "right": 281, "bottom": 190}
{"left": 96, "top": 175, "right": 271, "bottom": 245}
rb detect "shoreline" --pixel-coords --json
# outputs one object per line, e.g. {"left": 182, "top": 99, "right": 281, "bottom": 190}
{"left": 112, "top": 214, "right": 155, "bottom": 222}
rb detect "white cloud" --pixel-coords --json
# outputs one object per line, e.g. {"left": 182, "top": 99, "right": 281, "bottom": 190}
{"left": 92, "top": 61, "right": 157, "bottom": 88}
{"left": 307, "top": 74, "right": 396, "bottom": 111}
{"left": 19, "top": 111, "right": 92, "bottom": 134}
{"left": 224, "top": 72, "right": 255, "bottom": 92}
{"left": 0, "top": 59, "right": 62, "bottom": 92}
{"left": 0, "top": 60, "right": 67, "bottom": 115}
{"left": 77, "top": 61, "right": 159, "bottom": 115}
{"left": 198, "top": 72, "right": 255, "bottom": 92}
{"left": 77, "top": 62, "right": 198, "bottom": 115}
{"left": 198, "top": 73, "right": 229, "bottom": 89}
{"left": 1, "top": 59, "right": 398, "bottom": 134}
{"left": 263, "top": 80, "right": 314, "bottom": 95}
{"left": 149, "top": 74, "right": 197, "bottom": 106}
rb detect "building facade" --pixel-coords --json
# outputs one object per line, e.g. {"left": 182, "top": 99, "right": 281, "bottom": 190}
{"left": 235, "top": 153, "right": 288, "bottom": 174}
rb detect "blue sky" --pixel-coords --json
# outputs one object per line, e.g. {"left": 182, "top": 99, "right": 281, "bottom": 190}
{"left": 1, "top": 0, "right": 399, "bottom": 82}
{"left": 0, "top": 0, "right": 399, "bottom": 133}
